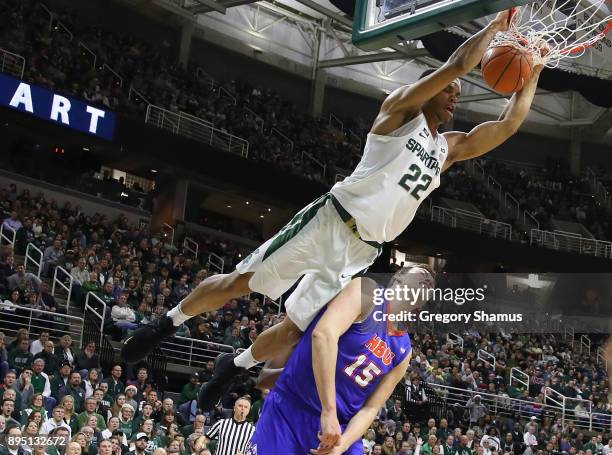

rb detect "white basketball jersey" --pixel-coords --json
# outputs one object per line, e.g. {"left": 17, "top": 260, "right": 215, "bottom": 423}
{"left": 330, "top": 113, "right": 448, "bottom": 243}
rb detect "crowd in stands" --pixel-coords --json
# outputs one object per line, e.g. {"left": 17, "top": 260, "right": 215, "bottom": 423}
{"left": 0, "top": 183, "right": 611, "bottom": 455}
{"left": 480, "top": 159, "right": 610, "bottom": 240}
{"left": 0, "top": 182, "right": 253, "bottom": 341}
{"left": 0, "top": 0, "right": 364, "bottom": 184}
{"left": 3, "top": 0, "right": 612, "bottom": 244}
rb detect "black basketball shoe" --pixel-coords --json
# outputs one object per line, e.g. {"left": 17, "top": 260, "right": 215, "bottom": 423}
{"left": 198, "top": 353, "right": 245, "bottom": 411}
{"left": 121, "top": 315, "right": 177, "bottom": 362}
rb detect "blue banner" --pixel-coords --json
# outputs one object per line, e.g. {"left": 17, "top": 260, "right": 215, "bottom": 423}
{"left": 0, "top": 73, "right": 116, "bottom": 140}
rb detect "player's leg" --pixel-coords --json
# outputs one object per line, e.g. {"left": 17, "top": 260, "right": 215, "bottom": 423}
{"left": 121, "top": 270, "right": 253, "bottom": 362}
{"left": 198, "top": 317, "right": 302, "bottom": 409}
{"left": 122, "top": 194, "right": 333, "bottom": 363}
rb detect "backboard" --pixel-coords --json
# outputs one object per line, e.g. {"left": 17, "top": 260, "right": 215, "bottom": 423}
{"left": 352, "top": 0, "right": 533, "bottom": 51}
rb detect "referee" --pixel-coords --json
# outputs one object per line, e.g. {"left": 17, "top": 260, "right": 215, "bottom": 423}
{"left": 205, "top": 396, "right": 255, "bottom": 455}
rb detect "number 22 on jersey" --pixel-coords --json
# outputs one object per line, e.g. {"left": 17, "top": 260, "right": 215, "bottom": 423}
{"left": 344, "top": 354, "right": 382, "bottom": 387}
{"left": 399, "top": 163, "right": 432, "bottom": 200}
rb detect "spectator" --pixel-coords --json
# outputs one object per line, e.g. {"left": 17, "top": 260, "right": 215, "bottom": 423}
{"left": 56, "top": 336, "right": 76, "bottom": 366}
{"left": 0, "top": 333, "right": 9, "bottom": 382}
{"left": 30, "top": 331, "right": 50, "bottom": 357}
{"left": 20, "top": 393, "right": 48, "bottom": 424}
{"left": 111, "top": 294, "right": 138, "bottom": 333}
{"left": 31, "top": 359, "right": 52, "bottom": 400}
{"left": 7, "top": 265, "right": 42, "bottom": 295}
{"left": 59, "top": 395, "right": 79, "bottom": 435}
{"left": 2, "top": 211, "right": 23, "bottom": 232}
{"left": 8, "top": 339, "right": 33, "bottom": 373}
{"left": 1, "top": 399, "right": 19, "bottom": 428}
{"left": 34, "top": 341, "right": 59, "bottom": 377}
{"left": 57, "top": 371, "right": 86, "bottom": 414}
{"left": 178, "top": 374, "right": 199, "bottom": 406}
{"left": 51, "top": 361, "right": 73, "bottom": 399}
{"left": 40, "top": 406, "right": 71, "bottom": 436}
{"left": 42, "top": 239, "right": 64, "bottom": 278}
{"left": 83, "top": 368, "right": 101, "bottom": 399}
{"left": 73, "top": 342, "right": 101, "bottom": 375}
{"left": 465, "top": 395, "right": 488, "bottom": 427}
{"left": 77, "top": 398, "right": 105, "bottom": 432}
{"left": 523, "top": 424, "right": 538, "bottom": 455}
{"left": 104, "top": 365, "right": 124, "bottom": 401}
{"left": 0, "top": 426, "right": 29, "bottom": 455}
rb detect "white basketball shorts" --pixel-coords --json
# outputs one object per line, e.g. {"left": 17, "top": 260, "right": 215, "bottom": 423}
{"left": 235, "top": 193, "right": 382, "bottom": 331}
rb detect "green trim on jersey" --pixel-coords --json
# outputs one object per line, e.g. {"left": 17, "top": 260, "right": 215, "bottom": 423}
{"left": 263, "top": 193, "right": 331, "bottom": 261}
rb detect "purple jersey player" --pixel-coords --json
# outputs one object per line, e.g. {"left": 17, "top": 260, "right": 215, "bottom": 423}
{"left": 248, "top": 268, "right": 433, "bottom": 455}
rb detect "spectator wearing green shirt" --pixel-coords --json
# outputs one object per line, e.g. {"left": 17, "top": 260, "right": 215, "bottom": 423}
{"left": 9, "top": 339, "right": 33, "bottom": 373}
{"left": 248, "top": 388, "right": 268, "bottom": 424}
{"left": 178, "top": 374, "right": 200, "bottom": 405}
{"left": 77, "top": 398, "right": 106, "bottom": 431}
{"left": 118, "top": 403, "right": 135, "bottom": 439}
{"left": 422, "top": 434, "right": 439, "bottom": 455}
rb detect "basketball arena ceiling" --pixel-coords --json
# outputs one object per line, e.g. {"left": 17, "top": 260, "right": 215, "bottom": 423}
{"left": 122, "top": 0, "right": 612, "bottom": 141}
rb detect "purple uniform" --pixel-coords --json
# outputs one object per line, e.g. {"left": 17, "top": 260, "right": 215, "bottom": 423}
{"left": 248, "top": 298, "right": 412, "bottom": 454}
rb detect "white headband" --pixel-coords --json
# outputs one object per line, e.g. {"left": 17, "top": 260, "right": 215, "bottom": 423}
{"left": 451, "top": 78, "right": 462, "bottom": 91}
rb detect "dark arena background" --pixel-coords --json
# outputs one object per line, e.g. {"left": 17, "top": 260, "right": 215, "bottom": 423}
{"left": 0, "top": 0, "right": 611, "bottom": 454}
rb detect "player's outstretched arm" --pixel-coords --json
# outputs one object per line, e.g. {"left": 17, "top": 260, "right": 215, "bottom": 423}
{"left": 311, "top": 278, "right": 368, "bottom": 450}
{"left": 310, "top": 353, "right": 412, "bottom": 455}
{"left": 375, "top": 10, "right": 514, "bottom": 124}
{"left": 442, "top": 65, "right": 543, "bottom": 171}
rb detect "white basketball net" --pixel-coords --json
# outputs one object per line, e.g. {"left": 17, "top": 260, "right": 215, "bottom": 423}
{"left": 489, "top": 0, "right": 612, "bottom": 69}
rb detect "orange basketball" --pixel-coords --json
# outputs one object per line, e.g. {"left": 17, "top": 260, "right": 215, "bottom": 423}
{"left": 481, "top": 46, "right": 533, "bottom": 94}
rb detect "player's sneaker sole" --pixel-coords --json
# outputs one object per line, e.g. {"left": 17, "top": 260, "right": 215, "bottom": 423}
{"left": 121, "top": 315, "right": 177, "bottom": 362}
{"left": 198, "top": 352, "right": 244, "bottom": 411}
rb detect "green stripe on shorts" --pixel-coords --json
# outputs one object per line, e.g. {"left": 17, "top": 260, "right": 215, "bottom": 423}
{"left": 263, "top": 193, "right": 331, "bottom": 261}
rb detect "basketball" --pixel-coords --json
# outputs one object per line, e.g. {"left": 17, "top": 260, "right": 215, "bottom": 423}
{"left": 481, "top": 45, "right": 533, "bottom": 94}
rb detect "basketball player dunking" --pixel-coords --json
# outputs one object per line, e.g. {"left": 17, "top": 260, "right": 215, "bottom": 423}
{"left": 123, "top": 7, "right": 544, "bottom": 413}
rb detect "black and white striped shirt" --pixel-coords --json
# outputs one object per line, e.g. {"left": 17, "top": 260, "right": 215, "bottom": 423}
{"left": 205, "top": 418, "right": 255, "bottom": 455}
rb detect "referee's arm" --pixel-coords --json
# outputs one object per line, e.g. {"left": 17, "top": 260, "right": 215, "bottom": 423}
{"left": 204, "top": 419, "right": 221, "bottom": 445}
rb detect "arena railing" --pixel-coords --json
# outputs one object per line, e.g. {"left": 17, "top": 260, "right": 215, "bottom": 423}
{"left": 329, "top": 113, "right": 343, "bottom": 132}
{"left": 477, "top": 349, "right": 496, "bottom": 370}
{"left": 51, "top": 265, "right": 74, "bottom": 312}
{"left": 302, "top": 151, "right": 327, "bottom": 178}
{"left": 0, "top": 302, "right": 84, "bottom": 349}
{"left": 162, "top": 223, "right": 175, "bottom": 247}
{"left": 579, "top": 334, "right": 591, "bottom": 355}
{"left": 78, "top": 41, "right": 97, "bottom": 69}
{"left": 218, "top": 87, "right": 237, "bottom": 105}
{"left": 426, "top": 383, "right": 560, "bottom": 425}
{"left": 84, "top": 292, "right": 107, "bottom": 348}
{"left": 0, "top": 48, "right": 25, "bottom": 79}
{"left": 159, "top": 336, "right": 235, "bottom": 369}
{"left": 270, "top": 128, "right": 294, "bottom": 155}
{"left": 195, "top": 67, "right": 216, "bottom": 91}
{"left": 426, "top": 382, "right": 602, "bottom": 431}
{"left": 128, "top": 86, "right": 152, "bottom": 107}
{"left": 145, "top": 104, "right": 249, "bottom": 158}
{"left": 0, "top": 223, "right": 16, "bottom": 247}
{"left": 24, "top": 243, "right": 43, "bottom": 278}
{"left": 509, "top": 367, "right": 530, "bottom": 389}
{"left": 37, "top": 3, "right": 53, "bottom": 29}
{"left": 182, "top": 237, "right": 199, "bottom": 259}
{"left": 208, "top": 253, "right": 225, "bottom": 274}
{"left": 530, "top": 229, "right": 612, "bottom": 259}
{"left": 431, "top": 206, "right": 512, "bottom": 241}
{"left": 446, "top": 333, "right": 463, "bottom": 351}
{"left": 596, "top": 346, "right": 608, "bottom": 372}
{"left": 244, "top": 107, "right": 264, "bottom": 131}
